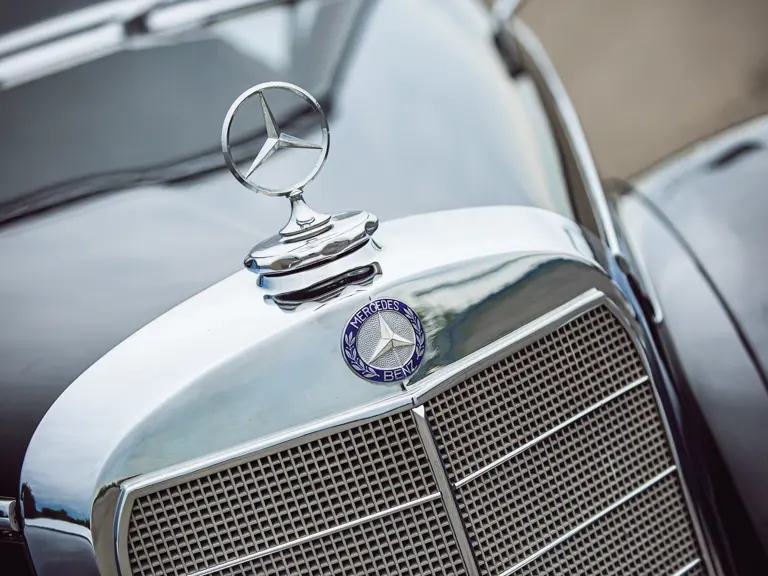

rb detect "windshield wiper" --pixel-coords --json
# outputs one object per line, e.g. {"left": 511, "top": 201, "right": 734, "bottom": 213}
{"left": 0, "top": 0, "right": 292, "bottom": 89}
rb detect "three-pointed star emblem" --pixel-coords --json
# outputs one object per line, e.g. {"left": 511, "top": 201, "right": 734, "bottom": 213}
{"left": 369, "top": 314, "right": 414, "bottom": 363}
{"left": 245, "top": 93, "right": 322, "bottom": 179}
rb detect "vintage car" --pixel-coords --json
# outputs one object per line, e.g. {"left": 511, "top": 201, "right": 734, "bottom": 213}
{"left": 1, "top": 0, "right": 767, "bottom": 574}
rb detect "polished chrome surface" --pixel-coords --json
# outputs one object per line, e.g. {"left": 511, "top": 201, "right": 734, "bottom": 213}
{"left": 508, "top": 18, "right": 663, "bottom": 323}
{"left": 501, "top": 466, "right": 676, "bottom": 574}
{"left": 244, "top": 209, "right": 379, "bottom": 280}
{"left": 0, "top": 498, "right": 20, "bottom": 533}
{"left": 491, "top": 0, "right": 529, "bottom": 22}
{"left": 21, "top": 205, "right": 602, "bottom": 576}
{"left": 208, "top": 497, "right": 465, "bottom": 575}
{"left": 9, "top": 8, "right": 714, "bottom": 576}
{"left": 674, "top": 559, "right": 704, "bottom": 576}
{"left": 221, "top": 81, "right": 380, "bottom": 284}
{"left": 509, "top": 19, "right": 718, "bottom": 573}
{"left": 19, "top": 202, "right": 709, "bottom": 576}
{"left": 423, "top": 304, "right": 646, "bottom": 482}
{"left": 221, "top": 82, "right": 329, "bottom": 198}
{"left": 510, "top": 21, "right": 619, "bottom": 258}
{"left": 412, "top": 406, "right": 480, "bottom": 576}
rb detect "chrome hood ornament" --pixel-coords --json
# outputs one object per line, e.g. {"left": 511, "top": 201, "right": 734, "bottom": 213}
{"left": 221, "top": 82, "right": 378, "bottom": 285}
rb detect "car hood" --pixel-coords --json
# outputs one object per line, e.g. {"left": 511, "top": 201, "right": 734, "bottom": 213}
{"left": 0, "top": 0, "right": 570, "bottom": 498}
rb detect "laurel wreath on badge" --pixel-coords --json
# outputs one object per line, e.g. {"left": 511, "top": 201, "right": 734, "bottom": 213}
{"left": 343, "top": 331, "right": 379, "bottom": 379}
{"left": 401, "top": 305, "right": 426, "bottom": 359}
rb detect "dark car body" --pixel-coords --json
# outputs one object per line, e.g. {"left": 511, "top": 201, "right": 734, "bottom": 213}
{"left": 1, "top": 0, "right": 767, "bottom": 574}
{"left": 611, "top": 116, "right": 768, "bottom": 572}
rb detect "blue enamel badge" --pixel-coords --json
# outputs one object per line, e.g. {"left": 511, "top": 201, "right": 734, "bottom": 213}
{"left": 342, "top": 298, "right": 426, "bottom": 383}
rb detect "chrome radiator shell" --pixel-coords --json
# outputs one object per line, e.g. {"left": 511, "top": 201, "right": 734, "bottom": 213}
{"left": 19, "top": 206, "right": 714, "bottom": 576}
{"left": 116, "top": 293, "right": 709, "bottom": 576}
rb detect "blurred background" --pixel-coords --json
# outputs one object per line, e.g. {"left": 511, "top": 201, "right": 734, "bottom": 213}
{"left": 518, "top": 0, "right": 768, "bottom": 178}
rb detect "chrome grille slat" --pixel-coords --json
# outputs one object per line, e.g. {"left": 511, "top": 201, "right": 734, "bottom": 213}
{"left": 682, "top": 564, "right": 706, "bottom": 576}
{"left": 673, "top": 559, "right": 704, "bottom": 576}
{"left": 209, "top": 499, "right": 467, "bottom": 576}
{"left": 127, "top": 412, "right": 437, "bottom": 576}
{"left": 425, "top": 306, "right": 645, "bottom": 483}
{"left": 498, "top": 466, "right": 677, "bottom": 576}
{"left": 455, "top": 375, "right": 648, "bottom": 487}
{"left": 455, "top": 383, "right": 674, "bottom": 575}
{"left": 187, "top": 493, "right": 442, "bottom": 576}
{"left": 508, "top": 474, "right": 701, "bottom": 576}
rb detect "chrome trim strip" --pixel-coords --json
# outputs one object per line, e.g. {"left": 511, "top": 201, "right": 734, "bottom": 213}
{"left": 673, "top": 558, "right": 702, "bottom": 576}
{"left": 0, "top": 498, "right": 20, "bottom": 533}
{"left": 511, "top": 21, "right": 619, "bottom": 259}
{"left": 491, "top": 0, "right": 527, "bottom": 22}
{"left": 118, "top": 393, "right": 413, "bottom": 497}
{"left": 185, "top": 492, "right": 442, "bottom": 576}
{"left": 412, "top": 406, "right": 480, "bottom": 576}
{"left": 498, "top": 466, "right": 678, "bottom": 576}
{"left": 510, "top": 19, "right": 663, "bottom": 323}
{"left": 455, "top": 375, "right": 650, "bottom": 488}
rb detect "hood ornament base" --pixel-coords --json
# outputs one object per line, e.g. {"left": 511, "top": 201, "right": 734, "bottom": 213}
{"left": 221, "top": 81, "right": 379, "bottom": 287}
{"left": 279, "top": 193, "right": 332, "bottom": 239}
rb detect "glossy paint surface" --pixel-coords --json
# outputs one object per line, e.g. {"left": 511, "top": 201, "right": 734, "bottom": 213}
{"left": 0, "top": 0, "right": 569, "bottom": 500}
{"left": 616, "top": 120, "right": 768, "bottom": 568}
{"left": 634, "top": 115, "right": 768, "bottom": 385}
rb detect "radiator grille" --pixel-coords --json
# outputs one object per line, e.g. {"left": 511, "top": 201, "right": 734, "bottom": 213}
{"left": 512, "top": 475, "right": 700, "bottom": 576}
{"left": 124, "top": 302, "right": 708, "bottom": 576}
{"left": 455, "top": 384, "right": 674, "bottom": 574}
{"left": 127, "top": 412, "right": 436, "bottom": 576}
{"left": 425, "top": 306, "right": 645, "bottom": 482}
{"left": 212, "top": 499, "right": 466, "bottom": 576}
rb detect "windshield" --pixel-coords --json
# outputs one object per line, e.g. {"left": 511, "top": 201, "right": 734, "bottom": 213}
{"left": 0, "top": 0, "right": 107, "bottom": 35}
{"left": 0, "top": 0, "right": 365, "bottom": 222}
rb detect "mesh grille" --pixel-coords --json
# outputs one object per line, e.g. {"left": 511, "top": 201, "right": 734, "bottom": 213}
{"left": 513, "top": 475, "right": 701, "bottom": 576}
{"left": 456, "top": 384, "right": 673, "bottom": 574}
{"left": 425, "top": 304, "right": 706, "bottom": 576}
{"left": 211, "top": 499, "right": 466, "bottom": 576}
{"left": 127, "top": 412, "right": 435, "bottom": 576}
{"left": 124, "top": 303, "right": 707, "bottom": 576}
{"left": 426, "top": 306, "right": 645, "bottom": 482}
